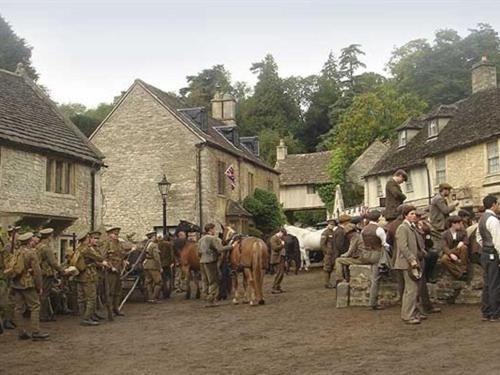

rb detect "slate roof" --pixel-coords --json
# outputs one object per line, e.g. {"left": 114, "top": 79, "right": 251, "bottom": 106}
{"left": 226, "top": 199, "right": 252, "bottom": 217}
{"left": 276, "top": 151, "right": 332, "bottom": 186}
{"left": 0, "top": 69, "right": 103, "bottom": 165}
{"left": 396, "top": 117, "right": 424, "bottom": 131}
{"left": 366, "top": 88, "right": 500, "bottom": 177}
{"left": 136, "top": 80, "right": 277, "bottom": 173}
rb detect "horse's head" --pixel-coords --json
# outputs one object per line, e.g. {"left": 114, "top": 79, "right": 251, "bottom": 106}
{"left": 222, "top": 225, "right": 237, "bottom": 245}
{"left": 176, "top": 220, "right": 201, "bottom": 235}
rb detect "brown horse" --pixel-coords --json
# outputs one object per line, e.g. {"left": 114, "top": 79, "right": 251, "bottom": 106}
{"left": 179, "top": 240, "right": 201, "bottom": 299}
{"left": 224, "top": 226, "right": 268, "bottom": 306}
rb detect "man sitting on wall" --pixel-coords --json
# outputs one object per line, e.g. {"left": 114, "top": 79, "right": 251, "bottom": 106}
{"left": 440, "top": 215, "right": 469, "bottom": 280}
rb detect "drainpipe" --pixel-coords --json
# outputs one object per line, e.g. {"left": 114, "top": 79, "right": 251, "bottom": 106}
{"left": 196, "top": 144, "right": 204, "bottom": 228}
{"left": 91, "top": 169, "right": 96, "bottom": 230}
{"left": 425, "top": 164, "right": 432, "bottom": 205}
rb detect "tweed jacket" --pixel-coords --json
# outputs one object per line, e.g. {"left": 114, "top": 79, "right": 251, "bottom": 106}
{"left": 429, "top": 194, "right": 456, "bottom": 231}
{"left": 441, "top": 229, "right": 468, "bottom": 256}
{"left": 394, "top": 221, "right": 421, "bottom": 270}
{"left": 270, "top": 234, "right": 285, "bottom": 265}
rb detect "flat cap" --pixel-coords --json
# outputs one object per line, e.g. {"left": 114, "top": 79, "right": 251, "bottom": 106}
{"left": 438, "top": 182, "right": 453, "bottom": 191}
{"left": 394, "top": 169, "right": 408, "bottom": 181}
{"left": 39, "top": 228, "right": 54, "bottom": 235}
{"left": 351, "top": 216, "right": 363, "bottom": 225}
{"left": 338, "top": 214, "right": 352, "bottom": 224}
{"left": 145, "top": 230, "right": 157, "bottom": 237}
{"left": 7, "top": 226, "right": 21, "bottom": 233}
{"left": 106, "top": 226, "right": 121, "bottom": 233}
{"left": 18, "top": 232, "right": 34, "bottom": 242}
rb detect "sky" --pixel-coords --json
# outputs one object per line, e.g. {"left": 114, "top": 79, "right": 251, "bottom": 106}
{"left": 1, "top": 0, "right": 500, "bottom": 107}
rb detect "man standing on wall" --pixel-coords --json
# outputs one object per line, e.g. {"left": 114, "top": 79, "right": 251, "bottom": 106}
{"left": 384, "top": 170, "right": 408, "bottom": 223}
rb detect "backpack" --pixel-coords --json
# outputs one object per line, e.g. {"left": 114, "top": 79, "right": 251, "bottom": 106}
{"left": 5, "top": 249, "right": 25, "bottom": 278}
{"left": 70, "top": 247, "right": 86, "bottom": 272}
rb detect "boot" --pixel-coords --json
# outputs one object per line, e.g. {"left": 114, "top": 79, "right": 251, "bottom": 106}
{"left": 18, "top": 330, "right": 31, "bottom": 340}
{"left": 80, "top": 319, "right": 99, "bottom": 326}
{"left": 324, "top": 272, "right": 334, "bottom": 288}
{"left": 31, "top": 331, "right": 50, "bottom": 340}
{"left": 113, "top": 309, "right": 125, "bottom": 316}
{"left": 3, "top": 320, "right": 16, "bottom": 329}
{"left": 106, "top": 305, "right": 114, "bottom": 321}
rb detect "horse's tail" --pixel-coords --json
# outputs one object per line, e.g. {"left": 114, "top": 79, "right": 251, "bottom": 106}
{"left": 252, "top": 239, "right": 266, "bottom": 303}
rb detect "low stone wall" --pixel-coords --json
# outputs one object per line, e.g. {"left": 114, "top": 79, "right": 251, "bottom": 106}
{"left": 336, "top": 264, "right": 483, "bottom": 308}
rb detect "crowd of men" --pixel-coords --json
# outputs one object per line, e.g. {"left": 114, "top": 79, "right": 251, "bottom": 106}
{"left": 313, "top": 169, "right": 499, "bottom": 325}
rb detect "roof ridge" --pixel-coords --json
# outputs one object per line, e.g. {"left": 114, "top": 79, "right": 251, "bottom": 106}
{"left": 0, "top": 68, "right": 22, "bottom": 78}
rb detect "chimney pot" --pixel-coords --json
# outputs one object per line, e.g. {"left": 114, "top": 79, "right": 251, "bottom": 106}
{"left": 471, "top": 56, "right": 497, "bottom": 94}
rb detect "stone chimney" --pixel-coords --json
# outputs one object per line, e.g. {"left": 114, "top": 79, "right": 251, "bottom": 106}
{"left": 472, "top": 56, "right": 497, "bottom": 94}
{"left": 276, "top": 139, "right": 288, "bottom": 161}
{"left": 211, "top": 91, "right": 236, "bottom": 125}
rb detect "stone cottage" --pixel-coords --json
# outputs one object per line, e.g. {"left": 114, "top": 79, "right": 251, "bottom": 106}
{"left": 90, "top": 80, "right": 279, "bottom": 236}
{"left": 364, "top": 57, "right": 500, "bottom": 211}
{"left": 0, "top": 66, "right": 104, "bottom": 260}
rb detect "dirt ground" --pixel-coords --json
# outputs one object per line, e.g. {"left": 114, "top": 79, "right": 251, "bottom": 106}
{"left": 1, "top": 270, "right": 499, "bottom": 375}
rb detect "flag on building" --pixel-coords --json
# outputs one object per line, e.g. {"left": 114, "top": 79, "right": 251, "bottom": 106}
{"left": 225, "top": 164, "right": 236, "bottom": 190}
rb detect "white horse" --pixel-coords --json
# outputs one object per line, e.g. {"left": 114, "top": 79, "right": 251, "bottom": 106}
{"left": 284, "top": 225, "right": 326, "bottom": 269}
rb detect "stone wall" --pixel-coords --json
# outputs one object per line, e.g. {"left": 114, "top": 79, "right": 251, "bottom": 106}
{"left": 336, "top": 264, "right": 483, "bottom": 308}
{"left": 0, "top": 145, "right": 95, "bottom": 234}
{"left": 91, "top": 83, "right": 201, "bottom": 236}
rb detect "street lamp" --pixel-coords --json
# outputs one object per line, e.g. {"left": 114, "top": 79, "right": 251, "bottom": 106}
{"left": 158, "top": 174, "right": 171, "bottom": 237}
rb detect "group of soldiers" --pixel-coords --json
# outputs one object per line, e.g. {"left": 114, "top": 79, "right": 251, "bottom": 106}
{"left": 314, "top": 168, "right": 496, "bottom": 324}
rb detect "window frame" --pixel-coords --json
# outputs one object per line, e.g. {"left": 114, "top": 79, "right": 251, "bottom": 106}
{"left": 487, "top": 140, "right": 500, "bottom": 175}
{"left": 46, "top": 157, "right": 75, "bottom": 195}
{"left": 217, "top": 160, "right": 226, "bottom": 196}
{"left": 435, "top": 156, "right": 446, "bottom": 185}
{"left": 398, "top": 130, "right": 407, "bottom": 148}
{"left": 306, "top": 185, "right": 316, "bottom": 195}
{"left": 405, "top": 171, "right": 414, "bottom": 193}
{"left": 428, "top": 119, "right": 439, "bottom": 138}
{"left": 247, "top": 172, "right": 254, "bottom": 195}
{"left": 376, "top": 178, "right": 383, "bottom": 198}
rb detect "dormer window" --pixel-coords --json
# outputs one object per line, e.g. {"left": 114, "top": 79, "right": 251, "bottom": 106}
{"left": 398, "top": 130, "right": 407, "bottom": 148}
{"left": 428, "top": 119, "right": 438, "bottom": 138}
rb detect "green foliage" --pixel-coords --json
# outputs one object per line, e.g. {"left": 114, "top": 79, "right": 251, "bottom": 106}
{"left": 58, "top": 102, "right": 114, "bottom": 137}
{"left": 247, "top": 226, "right": 263, "bottom": 239}
{"left": 258, "top": 128, "right": 305, "bottom": 166}
{"left": 0, "top": 14, "right": 38, "bottom": 80}
{"left": 389, "top": 23, "right": 500, "bottom": 107}
{"left": 180, "top": 65, "right": 233, "bottom": 110}
{"left": 243, "top": 188, "right": 285, "bottom": 235}
{"left": 289, "top": 209, "right": 326, "bottom": 226}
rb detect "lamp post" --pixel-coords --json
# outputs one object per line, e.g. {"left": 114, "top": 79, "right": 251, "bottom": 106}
{"left": 158, "top": 174, "right": 171, "bottom": 237}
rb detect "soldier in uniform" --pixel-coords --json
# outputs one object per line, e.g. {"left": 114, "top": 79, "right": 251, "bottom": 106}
{"left": 36, "top": 228, "right": 64, "bottom": 322}
{"left": 270, "top": 228, "right": 287, "bottom": 294}
{"left": 5, "top": 232, "right": 49, "bottom": 340}
{"left": 143, "top": 231, "right": 163, "bottom": 303}
{"left": 321, "top": 219, "right": 337, "bottom": 288}
{"left": 74, "top": 231, "right": 104, "bottom": 326}
{"left": 1, "top": 226, "right": 20, "bottom": 331}
{"left": 158, "top": 234, "right": 174, "bottom": 299}
{"left": 198, "top": 223, "right": 233, "bottom": 307}
{"left": 101, "top": 226, "right": 128, "bottom": 318}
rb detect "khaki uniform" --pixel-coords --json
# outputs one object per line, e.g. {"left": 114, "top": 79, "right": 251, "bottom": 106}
{"left": 36, "top": 239, "right": 63, "bottom": 320}
{"left": 198, "top": 234, "right": 231, "bottom": 303}
{"left": 9, "top": 245, "right": 43, "bottom": 335}
{"left": 0, "top": 240, "right": 15, "bottom": 324}
{"left": 143, "top": 240, "right": 162, "bottom": 301}
{"left": 76, "top": 243, "right": 103, "bottom": 321}
{"left": 270, "top": 234, "right": 285, "bottom": 291}
{"left": 101, "top": 239, "right": 127, "bottom": 312}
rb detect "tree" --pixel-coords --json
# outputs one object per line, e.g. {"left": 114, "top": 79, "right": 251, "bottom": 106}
{"left": 243, "top": 188, "right": 285, "bottom": 235}
{"left": 322, "top": 84, "right": 426, "bottom": 207}
{"left": 58, "top": 102, "right": 113, "bottom": 137}
{"left": 258, "top": 128, "right": 305, "bottom": 166}
{"left": 179, "top": 64, "right": 233, "bottom": 110}
{"left": 388, "top": 24, "right": 500, "bottom": 107}
{"left": 0, "top": 14, "right": 38, "bottom": 80}
{"left": 338, "top": 44, "right": 366, "bottom": 92}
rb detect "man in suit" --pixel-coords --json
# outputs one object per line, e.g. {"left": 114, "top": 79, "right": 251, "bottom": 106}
{"left": 384, "top": 170, "right": 407, "bottom": 222}
{"left": 440, "top": 215, "right": 469, "bottom": 280}
{"left": 394, "top": 205, "right": 423, "bottom": 325}
{"left": 476, "top": 195, "right": 500, "bottom": 321}
{"left": 429, "top": 183, "right": 459, "bottom": 233}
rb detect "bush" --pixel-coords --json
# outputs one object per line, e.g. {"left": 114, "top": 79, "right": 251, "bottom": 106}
{"left": 243, "top": 188, "right": 285, "bottom": 235}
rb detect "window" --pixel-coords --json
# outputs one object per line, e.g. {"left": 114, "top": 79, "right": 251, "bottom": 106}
{"left": 376, "top": 178, "right": 383, "bottom": 197}
{"left": 435, "top": 156, "right": 446, "bottom": 185}
{"left": 217, "top": 160, "right": 226, "bottom": 195}
{"left": 398, "top": 130, "right": 407, "bottom": 147}
{"left": 248, "top": 172, "right": 254, "bottom": 195}
{"left": 46, "top": 158, "right": 75, "bottom": 194}
{"left": 405, "top": 172, "right": 414, "bottom": 193}
{"left": 428, "top": 119, "right": 438, "bottom": 138}
{"left": 306, "top": 185, "right": 316, "bottom": 194}
{"left": 267, "top": 179, "right": 274, "bottom": 192}
{"left": 487, "top": 141, "right": 499, "bottom": 174}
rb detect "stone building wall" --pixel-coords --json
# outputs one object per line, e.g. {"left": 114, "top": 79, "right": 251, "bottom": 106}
{"left": 91, "top": 84, "right": 201, "bottom": 236}
{"left": 0, "top": 145, "right": 95, "bottom": 234}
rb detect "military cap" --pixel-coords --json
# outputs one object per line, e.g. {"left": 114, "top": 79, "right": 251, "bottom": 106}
{"left": 338, "top": 214, "right": 352, "bottom": 224}
{"left": 350, "top": 216, "right": 363, "bottom": 225}
{"left": 106, "top": 226, "right": 121, "bottom": 233}
{"left": 438, "top": 182, "right": 453, "bottom": 191}
{"left": 18, "top": 232, "right": 34, "bottom": 242}
{"left": 78, "top": 230, "right": 101, "bottom": 241}
{"left": 39, "top": 228, "right": 54, "bottom": 236}
{"left": 145, "top": 230, "right": 157, "bottom": 237}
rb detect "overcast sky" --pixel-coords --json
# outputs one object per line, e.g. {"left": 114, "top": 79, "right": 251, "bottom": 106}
{"left": 1, "top": 0, "right": 499, "bottom": 107}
